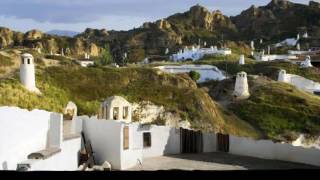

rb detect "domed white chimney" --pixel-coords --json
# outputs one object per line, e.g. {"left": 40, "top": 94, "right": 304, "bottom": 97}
{"left": 20, "top": 53, "right": 40, "bottom": 94}
{"left": 233, "top": 71, "right": 250, "bottom": 99}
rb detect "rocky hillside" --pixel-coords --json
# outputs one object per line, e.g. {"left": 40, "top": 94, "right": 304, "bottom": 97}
{"left": 102, "top": 5, "right": 238, "bottom": 56}
{"left": 1, "top": 1, "right": 320, "bottom": 61}
{"left": 231, "top": 0, "right": 320, "bottom": 41}
{"left": 0, "top": 27, "right": 102, "bottom": 58}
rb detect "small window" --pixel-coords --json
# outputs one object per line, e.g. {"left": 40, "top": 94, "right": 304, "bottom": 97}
{"left": 123, "top": 106, "right": 129, "bottom": 119}
{"left": 123, "top": 126, "right": 129, "bottom": 150}
{"left": 113, "top": 107, "right": 119, "bottom": 120}
{"left": 21, "top": 59, "right": 24, "bottom": 64}
{"left": 27, "top": 59, "right": 30, "bottom": 64}
{"left": 143, "top": 132, "right": 151, "bottom": 148}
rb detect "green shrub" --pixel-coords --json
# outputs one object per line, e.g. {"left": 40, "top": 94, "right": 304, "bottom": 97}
{"left": 94, "top": 44, "right": 113, "bottom": 66}
{"left": 128, "top": 48, "right": 145, "bottom": 63}
{"left": 189, "top": 71, "right": 201, "bottom": 81}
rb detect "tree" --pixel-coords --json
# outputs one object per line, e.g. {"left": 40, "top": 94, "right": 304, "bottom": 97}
{"left": 95, "top": 44, "right": 113, "bottom": 66}
{"left": 128, "top": 48, "right": 145, "bottom": 63}
{"left": 189, "top": 71, "right": 201, "bottom": 81}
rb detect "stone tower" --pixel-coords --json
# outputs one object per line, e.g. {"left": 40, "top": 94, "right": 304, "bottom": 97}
{"left": 239, "top": 54, "right": 245, "bottom": 65}
{"left": 20, "top": 53, "right": 40, "bottom": 93}
{"left": 278, "top": 69, "right": 287, "bottom": 82}
{"left": 233, "top": 72, "right": 250, "bottom": 99}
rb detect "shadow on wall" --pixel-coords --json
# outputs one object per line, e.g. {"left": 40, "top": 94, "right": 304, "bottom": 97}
{"left": 46, "top": 113, "right": 62, "bottom": 149}
{"left": 2, "top": 161, "right": 8, "bottom": 170}
{"left": 164, "top": 128, "right": 180, "bottom": 155}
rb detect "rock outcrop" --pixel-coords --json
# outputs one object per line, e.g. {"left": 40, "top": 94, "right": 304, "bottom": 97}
{"left": 0, "top": 27, "right": 15, "bottom": 48}
{"left": 231, "top": 0, "right": 320, "bottom": 39}
{"left": 24, "top": 29, "right": 44, "bottom": 40}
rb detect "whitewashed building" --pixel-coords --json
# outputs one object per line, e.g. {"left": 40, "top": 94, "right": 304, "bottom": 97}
{"left": 1, "top": 99, "right": 320, "bottom": 171}
{"left": 278, "top": 69, "right": 320, "bottom": 94}
{"left": 77, "top": 60, "right": 95, "bottom": 67}
{"left": 253, "top": 51, "right": 298, "bottom": 61}
{"left": 0, "top": 107, "right": 81, "bottom": 171}
{"left": 155, "top": 65, "right": 226, "bottom": 83}
{"left": 98, "top": 96, "right": 132, "bottom": 122}
{"left": 170, "top": 46, "right": 231, "bottom": 62}
{"left": 275, "top": 38, "right": 298, "bottom": 47}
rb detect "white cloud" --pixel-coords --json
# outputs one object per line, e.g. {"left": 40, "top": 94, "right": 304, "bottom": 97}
{"left": 0, "top": 0, "right": 311, "bottom": 32}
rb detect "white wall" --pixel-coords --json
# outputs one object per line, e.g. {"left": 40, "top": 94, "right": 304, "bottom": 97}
{"left": 0, "top": 107, "right": 52, "bottom": 170}
{"left": 78, "top": 117, "right": 123, "bottom": 170}
{"left": 132, "top": 124, "right": 181, "bottom": 158}
{"left": 0, "top": 106, "right": 80, "bottom": 171}
{"left": 120, "top": 124, "right": 143, "bottom": 170}
{"left": 73, "top": 118, "right": 183, "bottom": 170}
{"left": 286, "top": 74, "right": 320, "bottom": 93}
{"left": 21, "top": 138, "right": 81, "bottom": 171}
{"left": 229, "top": 136, "right": 320, "bottom": 167}
{"left": 156, "top": 65, "right": 226, "bottom": 83}
{"left": 48, "top": 113, "right": 63, "bottom": 148}
{"left": 255, "top": 54, "right": 298, "bottom": 61}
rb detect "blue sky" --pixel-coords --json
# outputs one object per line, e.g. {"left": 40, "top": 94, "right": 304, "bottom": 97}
{"left": 0, "top": 0, "right": 311, "bottom": 33}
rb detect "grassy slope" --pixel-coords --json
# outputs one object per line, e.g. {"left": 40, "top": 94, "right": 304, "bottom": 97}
{"left": 0, "top": 58, "right": 259, "bottom": 137}
{"left": 199, "top": 54, "right": 320, "bottom": 141}
{"left": 230, "top": 81, "right": 320, "bottom": 141}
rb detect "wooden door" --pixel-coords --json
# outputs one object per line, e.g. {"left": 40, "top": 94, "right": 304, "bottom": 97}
{"left": 180, "top": 128, "right": 203, "bottom": 153}
{"left": 217, "top": 133, "right": 229, "bottom": 152}
{"left": 123, "top": 126, "right": 129, "bottom": 150}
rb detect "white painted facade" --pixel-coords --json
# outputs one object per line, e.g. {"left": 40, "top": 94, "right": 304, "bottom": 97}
{"left": 275, "top": 38, "right": 298, "bottom": 47}
{"left": 156, "top": 65, "right": 226, "bottom": 83}
{"left": 0, "top": 106, "right": 81, "bottom": 171}
{"left": 278, "top": 70, "right": 320, "bottom": 93}
{"left": 77, "top": 60, "right": 94, "bottom": 67}
{"left": 73, "top": 113, "right": 320, "bottom": 169}
{"left": 239, "top": 54, "right": 245, "bottom": 65}
{"left": 170, "top": 46, "right": 232, "bottom": 62}
{"left": 20, "top": 138, "right": 81, "bottom": 171}
{"left": 98, "top": 96, "right": 132, "bottom": 123}
{"left": 254, "top": 53, "right": 298, "bottom": 61}
{"left": 72, "top": 115, "right": 217, "bottom": 170}
{"left": 19, "top": 53, "right": 40, "bottom": 94}
{"left": 233, "top": 71, "right": 250, "bottom": 99}
{"left": 229, "top": 135, "right": 320, "bottom": 167}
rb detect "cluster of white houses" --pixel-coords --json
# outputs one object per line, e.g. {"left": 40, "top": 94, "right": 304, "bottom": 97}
{"left": 251, "top": 31, "right": 320, "bottom": 62}
{"left": 1, "top": 53, "right": 320, "bottom": 171}
{"left": 170, "top": 45, "right": 232, "bottom": 62}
